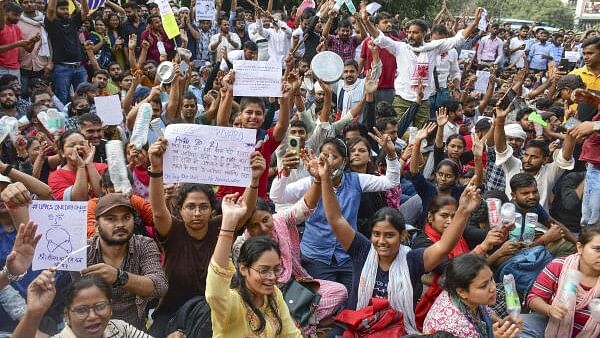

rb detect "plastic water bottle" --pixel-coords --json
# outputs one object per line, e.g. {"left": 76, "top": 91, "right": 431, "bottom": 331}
{"left": 150, "top": 118, "right": 164, "bottom": 139}
{"left": 130, "top": 103, "right": 152, "bottom": 149}
{"left": 500, "top": 202, "right": 516, "bottom": 227}
{"left": 46, "top": 108, "right": 64, "bottom": 134}
{"left": 558, "top": 269, "right": 581, "bottom": 308}
{"left": 510, "top": 213, "right": 523, "bottom": 242}
{"left": 105, "top": 140, "right": 132, "bottom": 194}
{"left": 486, "top": 198, "right": 502, "bottom": 228}
{"left": 503, "top": 274, "right": 521, "bottom": 320}
{"left": 408, "top": 127, "right": 418, "bottom": 144}
{"left": 522, "top": 213, "right": 537, "bottom": 245}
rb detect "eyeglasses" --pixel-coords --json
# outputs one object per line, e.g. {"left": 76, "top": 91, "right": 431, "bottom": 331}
{"left": 248, "top": 266, "right": 284, "bottom": 279}
{"left": 183, "top": 204, "right": 211, "bottom": 213}
{"left": 70, "top": 301, "right": 110, "bottom": 319}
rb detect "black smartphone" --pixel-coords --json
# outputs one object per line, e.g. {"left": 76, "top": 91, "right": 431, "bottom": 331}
{"left": 558, "top": 58, "right": 569, "bottom": 72}
{"left": 498, "top": 89, "right": 517, "bottom": 110}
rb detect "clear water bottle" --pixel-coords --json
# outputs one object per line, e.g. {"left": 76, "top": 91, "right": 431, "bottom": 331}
{"left": 105, "top": 140, "right": 132, "bottom": 194}
{"left": 486, "top": 198, "right": 502, "bottom": 228}
{"left": 503, "top": 274, "right": 521, "bottom": 320}
{"left": 558, "top": 269, "right": 581, "bottom": 308}
{"left": 500, "top": 202, "right": 516, "bottom": 227}
{"left": 522, "top": 213, "right": 537, "bottom": 245}
{"left": 509, "top": 213, "right": 523, "bottom": 242}
{"left": 130, "top": 103, "right": 152, "bottom": 149}
{"left": 408, "top": 127, "right": 418, "bottom": 144}
{"left": 46, "top": 108, "right": 64, "bottom": 134}
{"left": 150, "top": 118, "right": 164, "bottom": 139}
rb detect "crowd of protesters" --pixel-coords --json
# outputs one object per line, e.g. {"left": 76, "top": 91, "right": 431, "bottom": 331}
{"left": 1, "top": 0, "right": 600, "bottom": 336}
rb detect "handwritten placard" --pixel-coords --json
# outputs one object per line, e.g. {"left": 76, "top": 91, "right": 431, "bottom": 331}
{"left": 195, "top": 0, "right": 216, "bottom": 21}
{"left": 30, "top": 201, "right": 88, "bottom": 271}
{"left": 565, "top": 51, "right": 580, "bottom": 63}
{"left": 459, "top": 49, "right": 476, "bottom": 62}
{"left": 233, "top": 60, "right": 283, "bottom": 97}
{"left": 94, "top": 95, "right": 123, "bottom": 126}
{"left": 474, "top": 70, "right": 491, "bottom": 93}
{"left": 163, "top": 124, "right": 256, "bottom": 186}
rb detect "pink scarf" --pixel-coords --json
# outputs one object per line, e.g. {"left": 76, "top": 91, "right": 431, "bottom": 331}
{"left": 545, "top": 253, "right": 600, "bottom": 338}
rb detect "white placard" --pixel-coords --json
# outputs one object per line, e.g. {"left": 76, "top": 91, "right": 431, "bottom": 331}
{"left": 94, "top": 95, "right": 123, "bottom": 126}
{"left": 474, "top": 70, "right": 491, "bottom": 93}
{"left": 163, "top": 124, "right": 256, "bottom": 186}
{"left": 195, "top": 0, "right": 216, "bottom": 21}
{"left": 366, "top": 2, "right": 381, "bottom": 15}
{"left": 565, "top": 51, "right": 580, "bottom": 63}
{"left": 478, "top": 8, "right": 488, "bottom": 32}
{"left": 30, "top": 201, "right": 88, "bottom": 271}
{"left": 459, "top": 49, "right": 476, "bottom": 61}
{"left": 233, "top": 60, "right": 283, "bottom": 97}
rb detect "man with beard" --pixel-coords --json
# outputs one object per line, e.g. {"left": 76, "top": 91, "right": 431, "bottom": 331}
{"left": 219, "top": 40, "right": 257, "bottom": 71}
{"left": 81, "top": 193, "right": 167, "bottom": 329}
{"left": 78, "top": 113, "right": 107, "bottom": 163}
{"left": 254, "top": 12, "right": 292, "bottom": 68}
{"left": 0, "top": 2, "right": 39, "bottom": 80}
{"left": 141, "top": 15, "right": 174, "bottom": 64}
{"left": 528, "top": 30, "right": 552, "bottom": 74}
{"left": 323, "top": 14, "right": 365, "bottom": 62}
{"left": 106, "top": 62, "right": 122, "bottom": 95}
{"left": 209, "top": 18, "right": 241, "bottom": 54}
{"left": 359, "top": 11, "right": 398, "bottom": 104}
{"left": 44, "top": 0, "right": 88, "bottom": 105}
{"left": 91, "top": 70, "right": 110, "bottom": 96}
{"left": 166, "top": 91, "right": 206, "bottom": 125}
{"left": 18, "top": 0, "right": 51, "bottom": 98}
{"left": 495, "top": 103, "right": 575, "bottom": 210}
{"left": 119, "top": 2, "right": 146, "bottom": 50}
{"left": 188, "top": 70, "right": 204, "bottom": 104}
{"left": 234, "top": 17, "right": 250, "bottom": 46}
{"left": 509, "top": 26, "right": 531, "bottom": 69}
{"left": 0, "top": 74, "right": 30, "bottom": 117}
{"left": 360, "top": 5, "right": 482, "bottom": 129}
{"left": 335, "top": 60, "right": 365, "bottom": 122}
{"left": 0, "top": 85, "right": 20, "bottom": 118}
{"left": 476, "top": 23, "right": 503, "bottom": 68}
{"left": 141, "top": 60, "right": 157, "bottom": 87}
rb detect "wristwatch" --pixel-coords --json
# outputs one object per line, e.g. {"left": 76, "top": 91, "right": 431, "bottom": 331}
{"left": 113, "top": 269, "right": 129, "bottom": 287}
{"left": 1, "top": 265, "right": 26, "bottom": 282}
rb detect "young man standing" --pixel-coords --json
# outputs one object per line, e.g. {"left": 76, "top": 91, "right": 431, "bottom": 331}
{"left": 18, "top": 0, "right": 50, "bottom": 97}
{"left": 509, "top": 25, "right": 531, "bottom": 69}
{"left": 0, "top": 2, "right": 39, "bottom": 80}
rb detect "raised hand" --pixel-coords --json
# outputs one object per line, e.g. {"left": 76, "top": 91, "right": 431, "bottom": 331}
{"left": 249, "top": 151, "right": 266, "bottom": 180}
{"left": 459, "top": 177, "right": 481, "bottom": 213}
{"left": 471, "top": 133, "right": 484, "bottom": 158}
{"left": 84, "top": 144, "right": 95, "bottom": 165}
{"left": 317, "top": 152, "right": 334, "bottom": 179}
{"left": 281, "top": 149, "right": 301, "bottom": 175}
{"left": 148, "top": 138, "right": 168, "bottom": 170}
{"left": 416, "top": 122, "right": 437, "bottom": 141}
{"left": 368, "top": 127, "right": 396, "bottom": 158}
{"left": 128, "top": 34, "right": 137, "bottom": 49}
{"left": 364, "top": 70, "right": 379, "bottom": 95}
{"left": 436, "top": 107, "right": 449, "bottom": 127}
{"left": 221, "top": 193, "right": 247, "bottom": 221}
{"left": 300, "top": 148, "right": 319, "bottom": 178}
{"left": 5, "top": 221, "right": 41, "bottom": 277}
{"left": 26, "top": 269, "right": 57, "bottom": 316}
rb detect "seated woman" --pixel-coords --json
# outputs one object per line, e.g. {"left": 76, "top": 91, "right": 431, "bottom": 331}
{"left": 12, "top": 272, "right": 157, "bottom": 338}
{"left": 521, "top": 224, "right": 600, "bottom": 338}
{"left": 407, "top": 122, "right": 483, "bottom": 228}
{"left": 48, "top": 131, "right": 107, "bottom": 201}
{"left": 318, "top": 149, "right": 482, "bottom": 334}
{"left": 232, "top": 185, "right": 347, "bottom": 333}
{"left": 433, "top": 105, "right": 469, "bottom": 175}
{"left": 207, "top": 194, "right": 302, "bottom": 337}
{"left": 423, "top": 254, "right": 520, "bottom": 338}
{"left": 412, "top": 195, "right": 505, "bottom": 329}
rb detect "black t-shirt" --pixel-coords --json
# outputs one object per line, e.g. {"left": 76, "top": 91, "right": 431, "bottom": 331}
{"left": 44, "top": 12, "right": 83, "bottom": 63}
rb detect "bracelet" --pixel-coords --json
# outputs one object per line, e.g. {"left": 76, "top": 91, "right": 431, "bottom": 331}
{"left": 220, "top": 228, "right": 236, "bottom": 233}
{"left": 148, "top": 171, "right": 163, "bottom": 178}
{"left": 1, "top": 265, "right": 26, "bottom": 282}
{"left": 249, "top": 185, "right": 259, "bottom": 189}
{"left": 218, "top": 232, "right": 234, "bottom": 239}
{"left": 1, "top": 165, "right": 12, "bottom": 177}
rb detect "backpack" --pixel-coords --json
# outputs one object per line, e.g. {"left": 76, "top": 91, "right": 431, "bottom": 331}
{"left": 334, "top": 298, "right": 406, "bottom": 338}
{"left": 166, "top": 296, "right": 212, "bottom": 337}
{"left": 495, "top": 246, "right": 553, "bottom": 295}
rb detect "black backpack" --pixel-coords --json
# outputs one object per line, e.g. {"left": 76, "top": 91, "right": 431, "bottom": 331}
{"left": 166, "top": 296, "right": 213, "bottom": 337}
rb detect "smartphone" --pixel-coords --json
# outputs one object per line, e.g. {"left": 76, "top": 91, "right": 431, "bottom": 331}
{"left": 288, "top": 136, "right": 301, "bottom": 154}
{"left": 558, "top": 58, "right": 569, "bottom": 72}
{"left": 498, "top": 89, "right": 517, "bottom": 110}
{"left": 157, "top": 41, "right": 166, "bottom": 56}
{"left": 179, "top": 61, "right": 189, "bottom": 75}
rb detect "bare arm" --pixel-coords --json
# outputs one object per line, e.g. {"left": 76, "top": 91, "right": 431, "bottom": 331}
{"left": 46, "top": 0, "right": 57, "bottom": 21}
{"left": 104, "top": 0, "right": 125, "bottom": 15}
{"left": 216, "top": 73, "right": 234, "bottom": 126}
{"left": 321, "top": 169, "right": 355, "bottom": 251}
{"left": 0, "top": 163, "right": 52, "bottom": 200}
{"left": 148, "top": 139, "right": 172, "bottom": 237}
{"left": 165, "top": 65, "right": 181, "bottom": 121}
{"left": 80, "top": 0, "right": 89, "bottom": 20}
{"left": 0, "top": 0, "right": 5, "bottom": 30}
{"left": 562, "top": 132, "right": 575, "bottom": 162}
{"left": 478, "top": 73, "right": 495, "bottom": 112}
{"left": 494, "top": 105, "right": 509, "bottom": 153}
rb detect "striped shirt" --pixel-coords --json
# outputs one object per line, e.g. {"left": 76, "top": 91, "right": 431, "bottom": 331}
{"left": 527, "top": 258, "right": 591, "bottom": 337}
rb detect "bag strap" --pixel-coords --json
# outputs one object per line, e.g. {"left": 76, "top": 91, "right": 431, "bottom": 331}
{"left": 433, "top": 66, "right": 441, "bottom": 91}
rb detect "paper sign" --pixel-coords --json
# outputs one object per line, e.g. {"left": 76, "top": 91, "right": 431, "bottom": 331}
{"left": 156, "top": 0, "right": 180, "bottom": 39}
{"left": 94, "top": 95, "right": 123, "bottom": 126}
{"left": 478, "top": 8, "right": 488, "bottom": 32}
{"left": 459, "top": 49, "right": 476, "bottom": 61}
{"left": 366, "top": 2, "right": 381, "bottom": 15}
{"left": 163, "top": 124, "right": 256, "bottom": 186}
{"left": 565, "top": 51, "right": 580, "bottom": 63}
{"left": 474, "top": 70, "right": 491, "bottom": 93}
{"left": 195, "top": 0, "right": 216, "bottom": 21}
{"left": 233, "top": 60, "right": 283, "bottom": 97}
{"left": 30, "top": 201, "right": 88, "bottom": 271}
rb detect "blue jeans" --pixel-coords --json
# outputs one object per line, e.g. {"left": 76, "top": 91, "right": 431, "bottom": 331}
{"left": 518, "top": 313, "right": 548, "bottom": 338}
{"left": 429, "top": 87, "right": 451, "bottom": 119}
{"left": 52, "top": 64, "right": 87, "bottom": 105}
{"left": 301, "top": 255, "right": 353, "bottom": 294}
{"left": 581, "top": 163, "right": 600, "bottom": 226}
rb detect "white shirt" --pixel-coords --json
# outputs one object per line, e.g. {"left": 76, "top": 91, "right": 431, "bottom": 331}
{"left": 255, "top": 20, "right": 292, "bottom": 68}
{"left": 435, "top": 48, "right": 461, "bottom": 89}
{"left": 373, "top": 29, "right": 466, "bottom": 102}
{"left": 495, "top": 146, "right": 574, "bottom": 210}
{"left": 509, "top": 36, "right": 527, "bottom": 68}
{"left": 219, "top": 50, "right": 245, "bottom": 71}
{"left": 209, "top": 32, "right": 241, "bottom": 54}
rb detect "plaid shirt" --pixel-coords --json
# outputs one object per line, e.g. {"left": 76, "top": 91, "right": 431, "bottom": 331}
{"left": 87, "top": 234, "right": 167, "bottom": 329}
{"left": 327, "top": 35, "right": 359, "bottom": 61}
{"left": 485, "top": 145, "right": 506, "bottom": 192}
{"left": 197, "top": 22, "right": 218, "bottom": 63}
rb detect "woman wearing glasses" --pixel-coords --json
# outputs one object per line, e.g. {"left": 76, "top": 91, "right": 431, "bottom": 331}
{"left": 12, "top": 272, "right": 156, "bottom": 338}
{"left": 146, "top": 139, "right": 266, "bottom": 336}
{"left": 207, "top": 193, "right": 302, "bottom": 337}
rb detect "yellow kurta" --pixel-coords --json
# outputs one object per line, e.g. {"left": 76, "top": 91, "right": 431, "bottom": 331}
{"left": 206, "top": 259, "right": 302, "bottom": 338}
